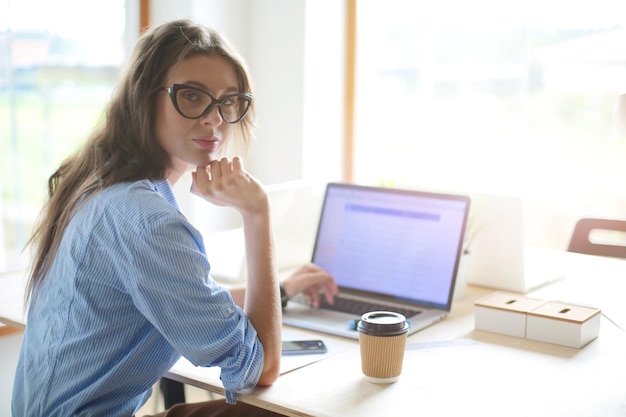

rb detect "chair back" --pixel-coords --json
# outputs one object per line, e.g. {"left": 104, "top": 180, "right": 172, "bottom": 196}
{"left": 567, "top": 218, "right": 626, "bottom": 258}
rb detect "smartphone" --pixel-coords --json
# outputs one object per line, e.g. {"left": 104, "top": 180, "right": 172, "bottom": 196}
{"left": 281, "top": 340, "right": 328, "bottom": 355}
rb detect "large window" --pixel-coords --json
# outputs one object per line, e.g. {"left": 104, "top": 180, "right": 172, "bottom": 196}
{"left": 3, "top": 1, "right": 626, "bottom": 271}
{"left": 0, "top": 0, "right": 126, "bottom": 270}
{"left": 353, "top": 0, "right": 626, "bottom": 248}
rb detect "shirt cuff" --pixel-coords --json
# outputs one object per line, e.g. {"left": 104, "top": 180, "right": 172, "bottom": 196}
{"left": 225, "top": 389, "right": 238, "bottom": 404}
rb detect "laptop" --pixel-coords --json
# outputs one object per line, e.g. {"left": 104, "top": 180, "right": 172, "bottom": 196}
{"left": 282, "top": 182, "right": 471, "bottom": 339}
{"left": 466, "top": 193, "right": 565, "bottom": 293}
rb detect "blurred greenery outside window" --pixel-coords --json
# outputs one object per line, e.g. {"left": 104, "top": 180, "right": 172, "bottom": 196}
{"left": 1, "top": 0, "right": 125, "bottom": 270}
{"left": 354, "top": 0, "right": 626, "bottom": 248}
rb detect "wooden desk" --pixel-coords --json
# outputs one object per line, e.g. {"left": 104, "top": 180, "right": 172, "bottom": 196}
{"left": 166, "top": 252, "right": 626, "bottom": 417}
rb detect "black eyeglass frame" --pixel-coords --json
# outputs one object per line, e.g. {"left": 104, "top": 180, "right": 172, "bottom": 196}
{"left": 162, "top": 84, "right": 253, "bottom": 124}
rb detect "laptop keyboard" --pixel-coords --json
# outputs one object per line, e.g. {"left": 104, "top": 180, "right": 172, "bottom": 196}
{"left": 319, "top": 296, "right": 422, "bottom": 319}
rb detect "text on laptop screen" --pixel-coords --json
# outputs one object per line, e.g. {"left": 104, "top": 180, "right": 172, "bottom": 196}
{"left": 312, "top": 184, "right": 469, "bottom": 308}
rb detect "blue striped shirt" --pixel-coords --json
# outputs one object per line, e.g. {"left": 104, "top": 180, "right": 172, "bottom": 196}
{"left": 12, "top": 179, "right": 264, "bottom": 417}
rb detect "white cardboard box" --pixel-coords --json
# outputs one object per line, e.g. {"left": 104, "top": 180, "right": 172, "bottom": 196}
{"left": 475, "top": 292, "right": 545, "bottom": 338}
{"left": 526, "top": 302, "right": 601, "bottom": 348}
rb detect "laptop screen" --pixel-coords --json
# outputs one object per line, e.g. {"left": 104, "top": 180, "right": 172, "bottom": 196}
{"left": 311, "top": 183, "right": 470, "bottom": 309}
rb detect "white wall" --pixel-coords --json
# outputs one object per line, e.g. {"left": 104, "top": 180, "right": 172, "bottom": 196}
{"left": 301, "top": 1, "right": 345, "bottom": 182}
{"left": 0, "top": 198, "right": 4, "bottom": 269}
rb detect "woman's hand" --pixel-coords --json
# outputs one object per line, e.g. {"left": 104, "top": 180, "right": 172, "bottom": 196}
{"left": 282, "top": 263, "right": 338, "bottom": 308}
{"left": 191, "top": 157, "right": 268, "bottom": 216}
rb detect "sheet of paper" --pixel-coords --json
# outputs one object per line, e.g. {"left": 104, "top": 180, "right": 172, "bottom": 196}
{"left": 280, "top": 327, "right": 353, "bottom": 374}
{"left": 167, "top": 327, "right": 356, "bottom": 387}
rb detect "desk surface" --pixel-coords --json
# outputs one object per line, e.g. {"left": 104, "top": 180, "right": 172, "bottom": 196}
{"left": 3, "top": 253, "right": 626, "bottom": 416}
{"left": 167, "top": 252, "right": 626, "bottom": 417}
{"left": 0, "top": 270, "right": 27, "bottom": 329}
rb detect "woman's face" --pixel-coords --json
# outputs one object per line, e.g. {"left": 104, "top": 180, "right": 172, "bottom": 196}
{"left": 156, "top": 54, "right": 241, "bottom": 180}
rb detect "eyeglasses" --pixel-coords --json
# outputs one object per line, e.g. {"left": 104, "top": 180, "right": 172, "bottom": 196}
{"left": 162, "top": 84, "right": 253, "bottom": 124}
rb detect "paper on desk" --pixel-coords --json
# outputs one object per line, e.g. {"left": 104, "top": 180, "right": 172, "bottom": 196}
{"left": 168, "top": 329, "right": 353, "bottom": 384}
{"left": 168, "top": 351, "right": 343, "bottom": 385}
{"left": 280, "top": 353, "right": 329, "bottom": 375}
{"left": 405, "top": 338, "right": 477, "bottom": 350}
{"left": 280, "top": 327, "right": 353, "bottom": 375}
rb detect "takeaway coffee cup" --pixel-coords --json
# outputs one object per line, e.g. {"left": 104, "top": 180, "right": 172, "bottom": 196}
{"left": 357, "top": 311, "right": 409, "bottom": 383}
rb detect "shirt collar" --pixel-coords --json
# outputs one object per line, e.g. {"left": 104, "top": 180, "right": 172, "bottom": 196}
{"left": 151, "top": 179, "right": 181, "bottom": 212}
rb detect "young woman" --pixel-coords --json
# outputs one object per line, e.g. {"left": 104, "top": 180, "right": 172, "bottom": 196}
{"left": 12, "top": 19, "right": 337, "bottom": 417}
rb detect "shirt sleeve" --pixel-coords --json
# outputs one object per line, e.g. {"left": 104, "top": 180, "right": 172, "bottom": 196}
{"left": 121, "top": 210, "right": 264, "bottom": 402}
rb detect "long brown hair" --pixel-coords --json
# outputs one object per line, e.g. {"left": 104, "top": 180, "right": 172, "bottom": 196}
{"left": 24, "top": 20, "right": 256, "bottom": 307}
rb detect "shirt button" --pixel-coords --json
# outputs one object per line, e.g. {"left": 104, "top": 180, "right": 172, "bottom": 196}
{"left": 227, "top": 307, "right": 235, "bottom": 315}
